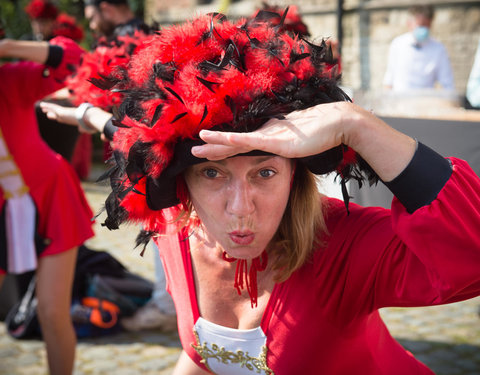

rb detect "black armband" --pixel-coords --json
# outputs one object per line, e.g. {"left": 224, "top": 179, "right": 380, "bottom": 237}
{"left": 45, "top": 45, "right": 63, "bottom": 68}
{"left": 103, "top": 116, "right": 118, "bottom": 141}
{"left": 384, "top": 142, "right": 453, "bottom": 213}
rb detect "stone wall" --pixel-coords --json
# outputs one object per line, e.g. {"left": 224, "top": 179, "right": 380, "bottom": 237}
{"left": 145, "top": 0, "right": 480, "bottom": 96}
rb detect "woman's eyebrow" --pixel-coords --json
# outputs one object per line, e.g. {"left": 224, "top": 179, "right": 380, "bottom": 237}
{"left": 215, "top": 156, "right": 275, "bottom": 166}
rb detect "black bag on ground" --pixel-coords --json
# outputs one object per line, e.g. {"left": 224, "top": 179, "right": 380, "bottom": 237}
{"left": 76, "top": 246, "right": 154, "bottom": 316}
{"left": 5, "top": 245, "right": 154, "bottom": 339}
{"left": 5, "top": 275, "right": 41, "bottom": 339}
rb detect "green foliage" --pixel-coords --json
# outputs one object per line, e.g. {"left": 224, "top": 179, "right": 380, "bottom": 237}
{"left": 0, "top": 0, "right": 31, "bottom": 39}
{"left": 0, "top": 0, "right": 86, "bottom": 40}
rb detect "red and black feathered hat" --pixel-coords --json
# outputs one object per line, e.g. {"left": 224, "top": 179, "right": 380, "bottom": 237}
{"left": 52, "top": 13, "right": 84, "bottom": 42}
{"left": 67, "top": 30, "right": 153, "bottom": 110}
{"left": 25, "top": 0, "right": 58, "bottom": 20}
{"left": 100, "top": 11, "right": 377, "bottom": 233}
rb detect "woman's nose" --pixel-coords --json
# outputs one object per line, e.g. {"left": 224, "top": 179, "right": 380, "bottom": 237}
{"left": 226, "top": 180, "right": 255, "bottom": 217}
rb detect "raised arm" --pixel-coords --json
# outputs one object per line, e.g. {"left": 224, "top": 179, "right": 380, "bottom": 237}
{"left": 39, "top": 102, "right": 117, "bottom": 141}
{"left": 0, "top": 39, "right": 50, "bottom": 64}
{"left": 191, "top": 101, "right": 416, "bottom": 182}
{"left": 0, "top": 37, "right": 83, "bottom": 102}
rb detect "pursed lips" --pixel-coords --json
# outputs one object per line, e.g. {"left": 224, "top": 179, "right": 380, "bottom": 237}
{"left": 228, "top": 230, "right": 255, "bottom": 245}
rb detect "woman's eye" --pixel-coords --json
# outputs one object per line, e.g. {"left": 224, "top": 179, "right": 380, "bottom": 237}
{"left": 203, "top": 168, "right": 218, "bottom": 178}
{"left": 259, "top": 169, "right": 275, "bottom": 178}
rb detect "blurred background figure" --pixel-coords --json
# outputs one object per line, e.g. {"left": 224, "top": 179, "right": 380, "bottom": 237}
{"left": 24, "top": 0, "right": 58, "bottom": 41}
{"left": 25, "top": 1, "right": 90, "bottom": 180}
{"left": 383, "top": 5, "right": 454, "bottom": 93}
{"left": 466, "top": 38, "right": 480, "bottom": 109}
{"left": 52, "top": 13, "right": 84, "bottom": 43}
{"left": 83, "top": 0, "right": 148, "bottom": 39}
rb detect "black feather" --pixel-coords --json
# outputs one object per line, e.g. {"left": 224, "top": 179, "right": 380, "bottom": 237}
{"left": 290, "top": 50, "right": 311, "bottom": 64}
{"left": 126, "top": 141, "right": 151, "bottom": 183}
{"left": 134, "top": 229, "right": 156, "bottom": 256}
{"left": 199, "top": 104, "right": 208, "bottom": 126}
{"left": 171, "top": 112, "right": 188, "bottom": 123}
{"left": 165, "top": 87, "right": 185, "bottom": 105}
{"left": 88, "top": 74, "right": 118, "bottom": 90}
{"left": 254, "top": 10, "right": 281, "bottom": 22}
{"left": 111, "top": 118, "right": 130, "bottom": 128}
{"left": 199, "top": 59, "right": 228, "bottom": 73}
{"left": 277, "top": 6, "right": 290, "bottom": 30}
{"left": 96, "top": 166, "right": 117, "bottom": 183}
{"left": 196, "top": 76, "right": 221, "bottom": 93}
{"left": 151, "top": 104, "right": 163, "bottom": 126}
{"left": 340, "top": 178, "right": 350, "bottom": 215}
{"left": 153, "top": 62, "right": 175, "bottom": 83}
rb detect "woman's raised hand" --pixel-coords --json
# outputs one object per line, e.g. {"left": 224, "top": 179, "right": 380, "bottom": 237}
{"left": 191, "top": 102, "right": 363, "bottom": 161}
{"left": 191, "top": 101, "right": 416, "bottom": 182}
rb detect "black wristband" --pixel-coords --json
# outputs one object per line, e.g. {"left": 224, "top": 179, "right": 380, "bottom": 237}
{"left": 103, "top": 116, "right": 118, "bottom": 141}
{"left": 45, "top": 45, "right": 63, "bottom": 68}
{"left": 384, "top": 142, "right": 452, "bottom": 213}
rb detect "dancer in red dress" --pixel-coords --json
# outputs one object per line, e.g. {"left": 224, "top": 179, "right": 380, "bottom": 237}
{"left": 0, "top": 36, "right": 94, "bottom": 375}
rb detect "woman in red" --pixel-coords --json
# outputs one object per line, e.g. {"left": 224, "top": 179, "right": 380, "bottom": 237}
{"left": 0, "top": 37, "right": 94, "bottom": 374}
{"left": 61, "top": 11, "right": 480, "bottom": 374}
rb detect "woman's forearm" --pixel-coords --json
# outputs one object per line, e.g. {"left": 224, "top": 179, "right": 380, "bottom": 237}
{"left": 0, "top": 39, "right": 49, "bottom": 64}
{"left": 83, "top": 106, "right": 113, "bottom": 133}
{"left": 341, "top": 104, "right": 417, "bottom": 182}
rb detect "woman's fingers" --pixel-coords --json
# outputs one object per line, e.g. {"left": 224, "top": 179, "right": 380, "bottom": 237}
{"left": 191, "top": 142, "right": 251, "bottom": 160}
{"left": 39, "top": 102, "right": 78, "bottom": 126}
{"left": 192, "top": 102, "right": 351, "bottom": 159}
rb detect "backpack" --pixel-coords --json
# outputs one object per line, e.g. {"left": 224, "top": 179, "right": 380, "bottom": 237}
{"left": 5, "top": 245, "right": 153, "bottom": 339}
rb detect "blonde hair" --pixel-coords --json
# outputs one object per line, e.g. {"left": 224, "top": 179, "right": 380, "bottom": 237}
{"left": 269, "top": 162, "right": 327, "bottom": 282}
{"left": 178, "top": 162, "right": 327, "bottom": 282}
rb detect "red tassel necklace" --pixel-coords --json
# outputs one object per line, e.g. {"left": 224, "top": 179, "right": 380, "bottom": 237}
{"left": 222, "top": 250, "right": 268, "bottom": 308}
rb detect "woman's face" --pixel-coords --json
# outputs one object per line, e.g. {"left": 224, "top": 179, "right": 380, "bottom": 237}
{"left": 184, "top": 155, "right": 294, "bottom": 260}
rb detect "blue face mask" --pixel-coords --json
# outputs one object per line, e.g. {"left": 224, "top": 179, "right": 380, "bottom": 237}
{"left": 413, "top": 26, "right": 429, "bottom": 44}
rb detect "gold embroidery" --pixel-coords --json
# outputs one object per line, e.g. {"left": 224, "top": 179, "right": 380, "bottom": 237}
{"left": 0, "top": 128, "right": 28, "bottom": 198}
{"left": 192, "top": 328, "right": 274, "bottom": 375}
{"left": 0, "top": 169, "right": 21, "bottom": 179}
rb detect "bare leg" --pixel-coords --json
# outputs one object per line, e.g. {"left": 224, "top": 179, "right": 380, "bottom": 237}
{"left": 36, "top": 247, "right": 78, "bottom": 375}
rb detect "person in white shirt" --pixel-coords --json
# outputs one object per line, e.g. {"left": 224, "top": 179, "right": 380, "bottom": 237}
{"left": 466, "top": 38, "right": 480, "bottom": 108}
{"left": 383, "top": 5, "right": 455, "bottom": 92}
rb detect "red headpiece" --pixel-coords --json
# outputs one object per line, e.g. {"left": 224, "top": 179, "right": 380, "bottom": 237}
{"left": 25, "top": 0, "right": 58, "bottom": 20}
{"left": 67, "top": 30, "right": 153, "bottom": 110}
{"left": 99, "top": 12, "right": 376, "bottom": 235}
{"left": 52, "top": 13, "right": 84, "bottom": 42}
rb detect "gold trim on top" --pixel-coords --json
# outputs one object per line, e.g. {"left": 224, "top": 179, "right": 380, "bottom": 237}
{"left": 192, "top": 328, "right": 274, "bottom": 374}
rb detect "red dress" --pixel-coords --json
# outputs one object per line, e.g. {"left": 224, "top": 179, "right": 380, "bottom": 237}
{"left": 155, "top": 157, "right": 480, "bottom": 374}
{"left": 0, "top": 37, "right": 94, "bottom": 274}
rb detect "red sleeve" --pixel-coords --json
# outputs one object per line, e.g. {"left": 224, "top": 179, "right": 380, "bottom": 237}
{"left": 323, "top": 158, "right": 480, "bottom": 315}
{"left": 45, "top": 36, "right": 84, "bottom": 85}
{"left": 13, "top": 36, "right": 84, "bottom": 104}
{"left": 387, "top": 157, "right": 480, "bottom": 305}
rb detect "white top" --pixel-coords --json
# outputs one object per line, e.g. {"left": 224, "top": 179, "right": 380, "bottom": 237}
{"left": 193, "top": 317, "right": 270, "bottom": 375}
{"left": 383, "top": 32, "right": 455, "bottom": 92}
{"left": 0, "top": 129, "right": 37, "bottom": 274}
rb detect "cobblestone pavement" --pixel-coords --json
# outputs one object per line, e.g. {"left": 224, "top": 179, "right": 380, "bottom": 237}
{"left": 0, "top": 179, "right": 479, "bottom": 375}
